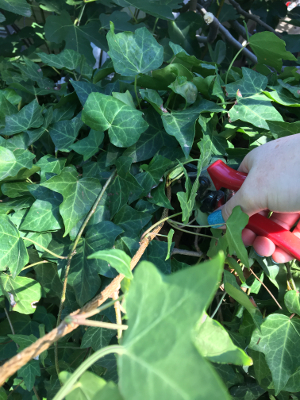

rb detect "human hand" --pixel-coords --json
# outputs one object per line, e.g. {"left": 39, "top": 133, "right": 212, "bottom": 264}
{"left": 207, "top": 134, "right": 300, "bottom": 262}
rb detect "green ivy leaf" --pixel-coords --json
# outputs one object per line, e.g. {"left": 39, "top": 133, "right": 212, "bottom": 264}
{"left": 123, "top": 108, "right": 178, "bottom": 163}
{"left": 82, "top": 92, "right": 148, "bottom": 147}
{"left": 20, "top": 187, "right": 63, "bottom": 232}
{"left": 284, "top": 290, "right": 300, "bottom": 316}
{"left": 107, "top": 24, "right": 163, "bottom": 76}
{"left": 119, "top": 252, "right": 230, "bottom": 400}
{"left": 0, "top": 0, "right": 31, "bottom": 17}
{"left": 71, "top": 129, "right": 104, "bottom": 161}
{"left": 0, "top": 275, "right": 41, "bottom": 314}
{"left": 41, "top": 166, "right": 101, "bottom": 237}
{"left": 223, "top": 270, "right": 262, "bottom": 329}
{"left": 0, "top": 100, "right": 43, "bottom": 136}
{"left": 136, "top": 154, "right": 173, "bottom": 197}
{"left": 194, "top": 314, "right": 253, "bottom": 366}
{"left": 162, "top": 99, "right": 224, "bottom": 157}
{"left": 168, "top": 76, "right": 198, "bottom": 105}
{"left": 249, "top": 32, "right": 297, "bottom": 72}
{"left": 38, "top": 49, "right": 82, "bottom": 70}
{"left": 17, "top": 360, "right": 40, "bottom": 391}
{"left": 0, "top": 92, "right": 17, "bottom": 128}
{"left": 68, "top": 221, "right": 123, "bottom": 305}
{"left": 70, "top": 80, "right": 104, "bottom": 106}
{"left": 49, "top": 112, "right": 83, "bottom": 152}
{"left": 88, "top": 249, "right": 132, "bottom": 279}
{"left": 249, "top": 314, "right": 300, "bottom": 394}
{"left": 226, "top": 206, "right": 249, "bottom": 268}
{"left": 81, "top": 316, "right": 116, "bottom": 351}
{"left": 125, "top": 0, "right": 183, "bottom": 20}
{"left": 225, "top": 67, "right": 268, "bottom": 98}
{"left": 107, "top": 156, "right": 143, "bottom": 217}
{"left": 1, "top": 182, "right": 30, "bottom": 199}
{"left": 0, "top": 215, "right": 29, "bottom": 277}
{"left": 228, "top": 95, "right": 284, "bottom": 130}
{"left": 44, "top": 11, "right": 107, "bottom": 65}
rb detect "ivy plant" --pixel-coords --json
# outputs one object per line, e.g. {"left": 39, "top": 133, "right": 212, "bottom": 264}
{"left": 0, "top": 0, "right": 300, "bottom": 399}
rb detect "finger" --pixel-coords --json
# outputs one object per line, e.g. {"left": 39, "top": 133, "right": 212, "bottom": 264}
{"left": 242, "top": 228, "right": 256, "bottom": 247}
{"left": 222, "top": 188, "right": 262, "bottom": 222}
{"left": 270, "top": 212, "right": 300, "bottom": 231}
{"left": 272, "top": 247, "right": 294, "bottom": 264}
{"left": 237, "top": 156, "right": 250, "bottom": 173}
{"left": 253, "top": 236, "right": 276, "bottom": 257}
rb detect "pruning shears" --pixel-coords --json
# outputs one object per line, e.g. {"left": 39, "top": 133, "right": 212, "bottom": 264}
{"left": 197, "top": 160, "right": 300, "bottom": 261}
{"left": 286, "top": 0, "right": 300, "bottom": 11}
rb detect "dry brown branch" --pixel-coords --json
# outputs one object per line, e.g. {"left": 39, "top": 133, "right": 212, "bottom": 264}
{"left": 0, "top": 186, "right": 171, "bottom": 386}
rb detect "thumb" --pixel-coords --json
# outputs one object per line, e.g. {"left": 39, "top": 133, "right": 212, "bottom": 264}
{"left": 221, "top": 188, "right": 262, "bottom": 222}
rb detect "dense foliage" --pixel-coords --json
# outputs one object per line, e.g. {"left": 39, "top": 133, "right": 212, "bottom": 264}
{"left": 1, "top": 0, "right": 300, "bottom": 399}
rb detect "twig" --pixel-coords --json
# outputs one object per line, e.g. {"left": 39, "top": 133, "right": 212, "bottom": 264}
{"left": 70, "top": 317, "right": 127, "bottom": 330}
{"left": 197, "top": 5, "right": 257, "bottom": 65}
{"left": 250, "top": 269, "right": 282, "bottom": 309}
{"left": 32, "top": 386, "right": 41, "bottom": 400}
{"left": 113, "top": 290, "right": 122, "bottom": 339}
{"left": 0, "top": 183, "right": 172, "bottom": 386}
{"left": 54, "top": 170, "right": 117, "bottom": 377}
{"left": 167, "top": 219, "right": 219, "bottom": 240}
{"left": 230, "top": 20, "right": 252, "bottom": 40}
{"left": 4, "top": 308, "right": 16, "bottom": 337}
{"left": 194, "top": 228, "right": 201, "bottom": 254}
{"left": 228, "top": 0, "right": 281, "bottom": 38}
{"left": 171, "top": 248, "right": 203, "bottom": 257}
{"left": 22, "top": 237, "right": 67, "bottom": 260}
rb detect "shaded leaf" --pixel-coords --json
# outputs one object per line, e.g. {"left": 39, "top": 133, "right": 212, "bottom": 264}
{"left": 0, "top": 0, "right": 31, "bottom": 17}
{"left": 71, "top": 129, "right": 104, "bottom": 161}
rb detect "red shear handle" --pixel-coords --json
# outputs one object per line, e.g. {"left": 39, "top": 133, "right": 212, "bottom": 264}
{"left": 207, "top": 160, "right": 300, "bottom": 261}
{"left": 207, "top": 159, "right": 247, "bottom": 191}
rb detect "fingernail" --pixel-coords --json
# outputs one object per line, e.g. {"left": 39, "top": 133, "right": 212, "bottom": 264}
{"left": 254, "top": 250, "right": 263, "bottom": 258}
{"left": 208, "top": 209, "right": 225, "bottom": 227}
{"left": 271, "top": 258, "right": 279, "bottom": 265}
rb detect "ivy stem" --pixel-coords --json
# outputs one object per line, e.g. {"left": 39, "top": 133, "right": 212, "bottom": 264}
{"left": 55, "top": 170, "right": 117, "bottom": 379}
{"left": 250, "top": 268, "right": 282, "bottom": 309}
{"left": 22, "top": 260, "right": 50, "bottom": 271}
{"left": 81, "top": 295, "right": 124, "bottom": 319}
{"left": 168, "top": 220, "right": 219, "bottom": 240}
{"left": 141, "top": 212, "right": 182, "bottom": 239}
{"left": 134, "top": 75, "right": 141, "bottom": 110}
{"left": 171, "top": 248, "right": 203, "bottom": 257}
{"left": 53, "top": 345, "right": 125, "bottom": 400}
{"left": 22, "top": 237, "right": 67, "bottom": 260}
{"left": 225, "top": 42, "right": 248, "bottom": 85}
{"left": 211, "top": 292, "right": 226, "bottom": 319}
{"left": 286, "top": 261, "right": 297, "bottom": 291}
{"left": 152, "top": 17, "right": 159, "bottom": 34}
